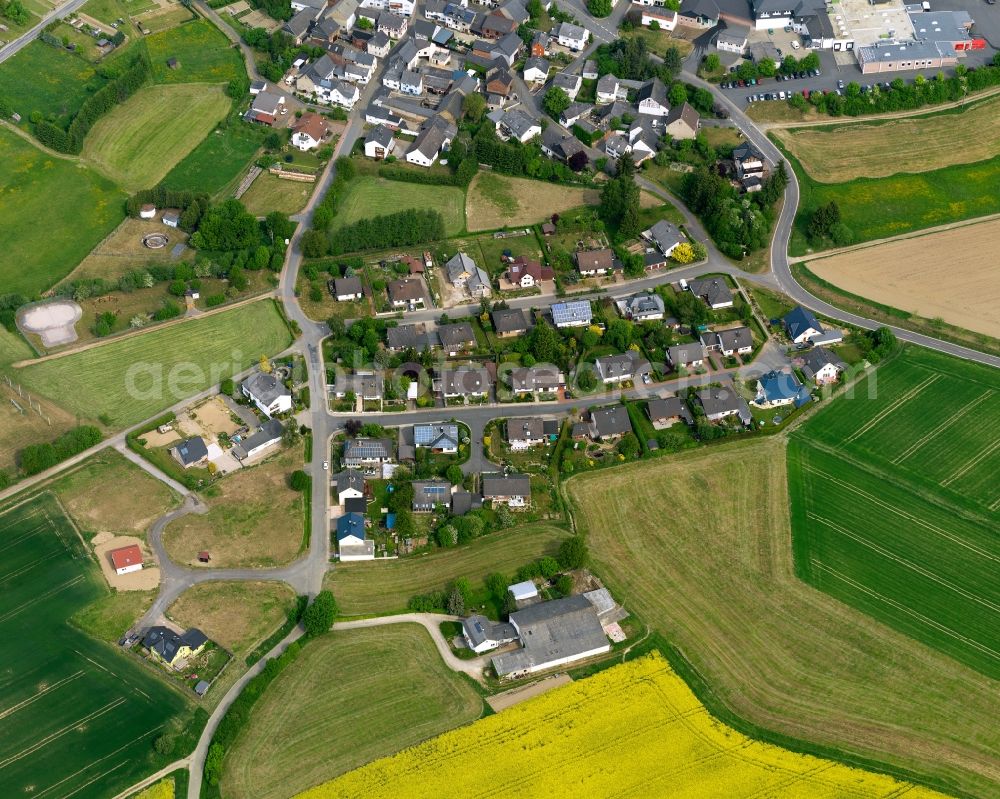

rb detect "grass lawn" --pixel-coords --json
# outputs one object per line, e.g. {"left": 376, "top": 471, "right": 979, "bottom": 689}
{"left": 567, "top": 439, "right": 1000, "bottom": 799}
{"left": 465, "top": 172, "right": 599, "bottom": 232}
{"left": 323, "top": 523, "right": 571, "bottom": 615}
{"left": 333, "top": 176, "right": 465, "bottom": 236}
{"left": 71, "top": 589, "right": 157, "bottom": 641}
{"left": 241, "top": 173, "right": 313, "bottom": 216}
{"left": 82, "top": 84, "right": 231, "bottom": 191}
{"left": 160, "top": 118, "right": 263, "bottom": 196}
{"left": 779, "top": 142, "right": 1000, "bottom": 255}
{"left": 0, "top": 378, "right": 78, "bottom": 475}
{"left": 0, "top": 494, "right": 194, "bottom": 799}
{"left": 749, "top": 285, "right": 796, "bottom": 322}
{"left": 48, "top": 448, "right": 180, "bottom": 540}
{"left": 772, "top": 95, "right": 1000, "bottom": 183}
{"left": 0, "top": 40, "right": 104, "bottom": 130}
{"left": 16, "top": 299, "right": 291, "bottom": 428}
{"left": 167, "top": 581, "right": 296, "bottom": 653}
{"left": 162, "top": 442, "right": 305, "bottom": 567}
{"left": 222, "top": 625, "right": 483, "bottom": 799}
{"left": 146, "top": 18, "right": 245, "bottom": 84}
{"left": 621, "top": 27, "right": 694, "bottom": 59}
{"left": 0, "top": 127, "right": 126, "bottom": 297}
{"left": 81, "top": 0, "right": 129, "bottom": 25}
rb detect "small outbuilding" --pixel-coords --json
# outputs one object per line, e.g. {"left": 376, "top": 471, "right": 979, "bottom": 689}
{"left": 507, "top": 580, "right": 539, "bottom": 602}
{"left": 109, "top": 544, "right": 143, "bottom": 575}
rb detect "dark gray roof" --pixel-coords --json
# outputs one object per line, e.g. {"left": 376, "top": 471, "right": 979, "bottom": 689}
{"left": 412, "top": 479, "right": 451, "bottom": 507}
{"left": 173, "top": 436, "right": 208, "bottom": 466}
{"left": 637, "top": 77, "right": 667, "bottom": 107}
{"left": 697, "top": 386, "right": 752, "bottom": 423}
{"left": 647, "top": 397, "right": 693, "bottom": 425}
{"left": 437, "top": 321, "right": 476, "bottom": 349}
{"left": 438, "top": 365, "right": 491, "bottom": 395}
{"left": 335, "top": 469, "right": 365, "bottom": 494}
{"left": 365, "top": 124, "right": 394, "bottom": 148}
{"left": 595, "top": 351, "right": 647, "bottom": 381}
{"left": 143, "top": 626, "right": 207, "bottom": 664}
{"left": 591, "top": 405, "right": 632, "bottom": 437}
{"left": 647, "top": 220, "right": 683, "bottom": 253}
{"left": 801, "top": 346, "right": 846, "bottom": 379}
{"left": 451, "top": 490, "right": 476, "bottom": 515}
{"left": 232, "top": 418, "right": 284, "bottom": 459}
{"left": 716, "top": 325, "right": 752, "bottom": 351}
{"left": 492, "top": 307, "right": 529, "bottom": 334}
{"left": 334, "top": 276, "right": 364, "bottom": 295}
{"left": 667, "top": 342, "right": 705, "bottom": 365}
{"left": 482, "top": 473, "right": 531, "bottom": 498}
{"left": 688, "top": 277, "right": 733, "bottom": 307}
{"left": 462, "top": 614, "right": 516, "bottom": 648}
{"left": 343, "top": 438, "right": 394, "bottom": 460}
{"left": 344, "top": 496, "right": 367, "bottom": 514}
{"left": 506, "top": 417, "right": 545, "bottom": 442}
{"left": 242, "top": 371, "right": 291, "bottom": 406}
{"left": 387, "top": 323, "right": 439, "bottom": 351}
{"left": 508, "top": 365, "right": 564, "bottom": 393}
{"left": 665, "top": 101, "right": 699, "bottom": 132}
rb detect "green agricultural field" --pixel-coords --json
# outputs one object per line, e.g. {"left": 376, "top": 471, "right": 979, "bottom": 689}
{"left": 0, "top": 127, "right": 126, "bottom": 297}
{"left": 221, "top": 625, "right": 483, "bottom": 799}
{"left": 160, "top": 120, "right": 263, "bottom": 195}
{"left": 146, "top": 19, "right": 245, "bottom": 85}
{"left": 0, "top": 41, "right": 104, "bottom": 129}
{"left": 0, "top": 494, "right": 191, "bottom": 799}
{"left": 788, "top": 346, "right": 1000, "bottom": 678}
{"left": 324, "top": 523, "right": 570, "bottom": 615}
{"left": 240, "top": 173, "right": 312, "bottom": 216}
{"left": 82, "top": 84, "right": 232, "bottom": 190}
{"left": 15, "top": 300, "right": 291, "bottom": 428}
{"left": 333, "top": 176, "right": 465, "bottom": 237}
{"left": 781, "top": 144, "right": 1000, "bottom": 255}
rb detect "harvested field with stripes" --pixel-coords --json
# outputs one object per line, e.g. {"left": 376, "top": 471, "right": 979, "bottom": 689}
{"left": 0, "top": 494, "right": 189, "bottom": 799}
{"left": 789, "top": 347, "right": 1000, "bottom": 680}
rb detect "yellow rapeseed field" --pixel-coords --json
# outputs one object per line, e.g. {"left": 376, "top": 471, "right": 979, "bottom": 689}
{"left": 296, "top": 654, "right": 946, "bottom": 799}
{"left": 133, "top": 776, "right": 174, "bottom": 799}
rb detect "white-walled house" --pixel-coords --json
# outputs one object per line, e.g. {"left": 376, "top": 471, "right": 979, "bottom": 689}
{"left": 241, "top": 371, "right": 292, "bottom": 417}
{"left": 641, "top": 6, "right": 677, "bottom": 28}
{"left": 553, "top": 21, "right": 587, "bottom": 50}
{"left": 364, "top": 124, "right": 396, "bottom": 159}
{"left": 291, "top": 112, "right": 331, "bottom": 151}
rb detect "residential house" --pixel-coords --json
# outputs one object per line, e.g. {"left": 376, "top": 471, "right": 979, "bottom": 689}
{"left": 360, "top": 0, "right": 415, "bottom": 15}
{"left": 476, "top": 12, "right": 517, "bottom": 40}
{"left": 507, "top": 364, "right": 565, "bottom": 395}
{"left": 414, "top": 422, "right": 460, "bottom": 453}
{"left": 529, "top": 30, "right": 550, "bottom": 57}
{"left": 486, "top": 66, "right": 514, "bottom": 98}
{"left": 702, "top": 325, "right": 753, "bottom": 356}
{"left": 387, "top": 278, "right": 425, "bottom": 308}
{"left": 552, "top": 71, "right": 582, "bottom": 100}
{"left": 492, "top": 307, "right": 530, "bottom": 337}
{"left": 245, "top": 90, "right": 285, "bottom": 125}
{"left": 406, "top": 115, "right": 454, "bottom": 167}
{"left": 594, "top": 351, "right": 650, "bottom": 385}
{"left": 647, "top": 396, "right": 694, "bottom": 427}
{"left": 506, "top": 418, "right": 545, "bottom": 449}
{"left": 589, "top": 405, "right": 632, "bottom": 439}
{"left": 733, "top": 141, "right": 764, "bottom": 188}
{"left": 284, "top": 8, "right": 316, "bottom": 42}
{"left": 576, "top": 248, "right": 615, "bottom": 276}
{"left": 242, "top": 371, "right": 293, "bottom": 417}
{"left": 643, "top": 220, "right": 684, "bottom": 257}
{"left": 386, "top": 322, "right": 439, "bottom": 351}
{"left": 522, "top": 56, "right": 549, "bottom": 83}
{"left": 290, "top": 0, "right": 325, "bottom": 12}
{"left": 291, "top": 112, "right": 331, "bottom": 151}
{"left": 365, "top": 103, "right": 404, "bottom": 128}
{"left": 412, "top": 479, "right": 452, "bottom": 511}
{"left": 540, "top": 125, "right": 585, "bottom": 163}
{"left": 696, "top": 385, "right": 752, "bottom": 425}
{"left": 334, "top": 469, "right": 365, "bottom": 504}
{"left": 595, "top": 73, "right": 627, "bottom": 104}
{"left": 666, "top": 342, "right": 706, "bottom": 369}
{"left": 504, "top": 256, "right": 552, "bottom": 288}
{"left": 495, "top": 108, "right": 540, "bottom": 143}
{"left": 627, "top": 117, "right": 660, "bottom": 164}
{"left": 143, "top": 627, "right": 208, "bottom": 667}
{"left": 716, "top": 22, "right": 749, "bottom": 54}
{"left": 436, "top": 365, "right": 492, "bottom": 400}
{"left": 400, "top": 68, "right": 423, "bottom": 95}
{"left": 467, "top": 266, "right": 493, "bottom": 299}
{"left": 109, "top": 544, "right": 143, "bottom": 576}
{"left": 342, "top": 438, "right": 395, "bottom": 470}
{"left": 641, "top": 5, "right": 677, "bottom": 27}
{"left": 643, "top": 250, "right": 668, "bottom": 271}
{"left": 377, "top": 9, "right": 406, "bottom": 35}
{"left": 367, "top": 29, "right": 391, "bottom": 55}
{"left": 559, "top": 101, "right": 592, "bottom": 127}
{"left": 637, "top": 77, "right": 669, "bottom": 116}
{"left": 755, "top": 369, "right": 805, "bottom": 408}
{"left": 437, "top": 322, "right": 477, "bottom": 355}
{"left": 686, "top": 277, "right": 734, "bottom": 309}
{"left": 336, "top": 512, "right": 375, "bottom": 560}
{"left": 364, "top": 124, "right": 396, "bottom": 159}
{"left": 553, "top": 21, "right": 587, "bottom": 51}
{"left": 617, "top": 292, "right": 665, "bottom": 322}
{"left": 550, "top": 300, "right": 592, "bottom": 328}
{"left": 604, "top": 132, "right": 631, "bottom": 160}
{"left": 451, "top": 489, "right": 477, "bottom": 515}
{"left": 491, "top": 595, "right": 610, "bottom": 678}
{"left": 664, "top": 102, "right": 699, "bottom": 140}
{"left": 801, "top": 347, "right": 846, "bottom": 385}
{"left": 482, "top": 473, "right": 531, "bottom": 507}
{"left": 333, "top": 276, "right": 364, "bottom": 300}
{"left": 490, "top": 31, "right": 524, "bottom": 67}
{"left": 446, "top": 252, "right": 475, "bottom": 286}
{"left": 783, "top": 306, "right": 824, "bottom": 344}
{"left": 232, "top": 418, "right": 285, "bottom": 461}
{"left": 463, "top": 615, "right": 518, "bottom": 653}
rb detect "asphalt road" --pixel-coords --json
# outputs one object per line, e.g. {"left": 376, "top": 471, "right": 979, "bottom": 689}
{"left": 0, "top": 0, "right": 87, "bottom": 63}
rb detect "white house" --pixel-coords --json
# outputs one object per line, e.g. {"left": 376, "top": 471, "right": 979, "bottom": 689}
{"left": 637, "top": 77, "right": 669, "bottom": 116}
{"left": 801, "top": 347, "right": 847, "bottom": 385}
{"left": 363, "top": 124, "right": 396, "bottom": 159}
{"left": 336, "top": 513, "right": 375, "bottom": 561}
{"left": 406, "top": 116, "right": 453, "bottom": 167}
{"left": 641, "top": 6, "right": 677, "bottom": 28}
{"left": 553, "top": 21, "right": 587, "bottom": 51}
{"left": 334, "top": 470, "right": 365, "bottom": 505}
{"left": 495, "top": 108, "right": 541, "bottom": 143}
{"left": 667, "top": 342, "right": 706, "bottom": 369}
{"left": 643, "top": 219, "right": 684, "bottom": 257}
{"left": 241, "top": 371, "right": 292, "bottom": 417}
{"left": 232, "top": 418, "right": 285, "bottom": 461}
{"left": 462, "top": 615, "right": 518, "bottom": 653}
{"left": 595, "top": 73, "right": 626, "bottom": 104}
{"left": 290, "top": 112, "right": 330, "bottom": 151}
{"left": 552, "top": 71, "right": 582, "bottom": 100}
{"left": 783, "top": 306, "right": 824, "bottom": 345}
{"left": 333, "top": 276, "right": 364, "bottom": 300}
{"left": 522, "top": 56, "right": 549, "bottom": 83}
{"left": 360, "top": 0, "right": 415, "bottom": 16}
{"left": 109, "top": 544, "right": 143, "bottom": 576}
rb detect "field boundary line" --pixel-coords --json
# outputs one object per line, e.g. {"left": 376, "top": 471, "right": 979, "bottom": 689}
{"left": 0, "top": 670, "right": 85, "bottom": 722}
{"left": 0, "top": 697, "right": 127, "bottom": 769}
{"left": 810, "top": 561, "right": 1000, "bottom": 664}
{"left": 941, "top": 437, "right": 1000, "bottom": 487}
{"left": 802, "top": 465, "right": 1000, "bottom": 563}
{"left": 891, "top": 390, "right": 994, "bottom": 464}
{"left": 0, "top": 574, "right": 86, "bottom": 624}
{"left": 842, "top": 374, "right": 939, "bottom": 445}
{"left": 0, "top": 554, "right": 49, "bottom": 585}
{"left": 807, "top": 513, "right": 1000, "bottom": 614}
{"left": 0, "top": 522, "right": 48, "bottom": 555}
{"left": 59, "top": 762, "right": 130, "bottom": 799}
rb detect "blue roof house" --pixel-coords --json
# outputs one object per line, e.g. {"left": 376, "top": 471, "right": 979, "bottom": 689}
{"left": 336, "top": 513, "right": 374, "bottom": 561}
{"left": 782, "top": 306, "right": 824, "bottom": 344}
{"left": 755, "top": 370, "right": 804, "bottom": 409}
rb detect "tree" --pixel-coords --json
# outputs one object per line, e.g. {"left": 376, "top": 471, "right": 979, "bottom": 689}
{"left": 543, "top": 86, "right": 571, "bottom": 119}
{"left": 703, "top": 53, "right": 721, "bottom": 73}
{"left": 556, "top": 574, "right": 574, "bottom": 596}
{"left": 302, "top": 590, "right": 338, "bottom": 636}
{"left": 289, "top": 470, "right": 309, "bottom": 491}
{"left": 756, "top": 58, "right": 777, "bottom": 77}
{"left": 671, "top": 242, "right": 695, "bottom": 264}
{"left": 806, "top": 200, "right": 841, "bottom": 243}
{"left": 558, "top": 535, "right": 589, "bottom": 570}
{"left": 190, "top": 200, "right": 260, "bottom": 252}
{"left": 446, "top": 583, "right": 466, "bottom": 615}
{"left": 617, "top": 432, "right": 640, "bottom": 459}
{"left": 356, "top": 15, "right": 373, "bottom": 28}
{"left": 301, "top": 229, "right": 329, "bottom": 258}
{"left": 800, "top": 52, "right": 820, "bottom": 72}
{"left": 220, "top": 378, "right": 235, "bottom": 396}
{"left": 538, "top": 556, "right": 559, "bottom": 579}
{"left": 605, "top": 319, "right": 633, "bottom": 351}
{"left": 587, "top": 0, "right": 612, "bottom": 16}
{"left": 668, "top": 81, "right": 688, "bottom": 108}
{"left": 462, "top": 91, "right": 486, "bottom": 122}
{"left": 446, "top": 464, "right": 464, "bottom": 485}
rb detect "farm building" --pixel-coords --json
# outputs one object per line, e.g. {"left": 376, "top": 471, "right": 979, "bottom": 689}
{"left": 491, "top": 595, "right": 610, "bottom": 679}
{"left": 109, "top": 544, "right": 143, "bottom": 575}
{"left": 462, "top": 615, "right": 518, "bottom": 653}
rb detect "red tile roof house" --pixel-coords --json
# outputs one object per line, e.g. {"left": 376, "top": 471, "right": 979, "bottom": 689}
{"left": 504, "top": 256, "right": 553, "bottom": 288}
{"left": 109, "top": 544, "right": 143, "bottom": 576}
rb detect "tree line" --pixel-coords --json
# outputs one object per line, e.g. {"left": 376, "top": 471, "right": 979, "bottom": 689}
{"left": 18, "top": 426, "right": 102, "bottom": 477}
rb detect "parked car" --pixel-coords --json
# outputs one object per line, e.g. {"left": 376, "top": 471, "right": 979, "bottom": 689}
{"left": 837, "top": 79, "right": 845, "bottom": 89}
{"left": 779, "top": 91, "right": 786, "bottom": 100}
{"left": 791, "top": 40, "right": 800, "bottom": 50}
